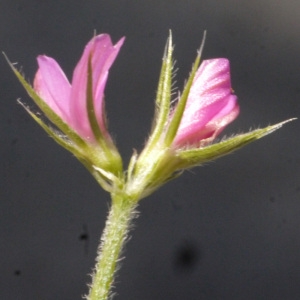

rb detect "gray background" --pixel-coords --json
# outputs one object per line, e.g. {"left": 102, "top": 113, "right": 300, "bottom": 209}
{"left": 1, "top": 1, "right": 299, "bottom": 299}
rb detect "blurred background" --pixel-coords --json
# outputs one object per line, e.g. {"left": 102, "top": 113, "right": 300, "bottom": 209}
{"left": 1, "top": 1, "right": 299, "bottom": 299}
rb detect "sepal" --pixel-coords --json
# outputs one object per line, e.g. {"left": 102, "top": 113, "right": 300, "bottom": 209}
{"left": 164, "top": 31, "right": 206, "bottom": 146}
{"left": 5, "top": 54, "right": 87, "bottom": 146}
{"left": 17, "top": 100, "right": 81, "bottom": 154}
{"left": 140, "top": 31, "right": 174, "bottom": 158}
{"left": 176, "top": 119, "right": 296, "bottom": 169}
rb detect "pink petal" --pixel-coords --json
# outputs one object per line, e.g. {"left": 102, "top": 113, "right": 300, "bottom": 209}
{"left": 69, "top": 34, "right": 124, "bottom": 140}
{"left": 208, "top": 94, "right": 239, "bottom": 132}
{"left": 34, "top": 56, "right": 71, "bottom": 124}
{"left": 173, "top": 58, "right": 239, "bottom": 147}
{"left": 187, "top": 95, "right": 239, "bottom": 146}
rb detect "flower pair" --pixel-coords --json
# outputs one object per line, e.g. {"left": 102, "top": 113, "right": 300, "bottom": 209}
{"left": 8, "top": 33, "right": 291, "bottom": 199}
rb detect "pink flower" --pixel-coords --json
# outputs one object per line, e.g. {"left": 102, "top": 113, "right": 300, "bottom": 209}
{"left": 33, "top": 34, "right": 124, "bottom": 142}
{"left": 173, "top": 58, "right": 239, "bottom": 147}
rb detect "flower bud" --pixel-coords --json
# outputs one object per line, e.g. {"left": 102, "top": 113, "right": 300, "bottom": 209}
{"left": 173, "top": 58, "right": 239, "bottom": 148}
{"left": 8, "top": 34, "right": 124, "bottom": 191}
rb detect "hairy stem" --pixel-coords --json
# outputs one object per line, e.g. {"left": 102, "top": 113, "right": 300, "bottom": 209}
{"left": 87, "top": 193, "right": 137, "bottom": 300}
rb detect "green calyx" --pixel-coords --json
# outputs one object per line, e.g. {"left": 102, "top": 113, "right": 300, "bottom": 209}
{"left": 124, "top": 31, "right": 208, "bottom": 199}
{"left": 125, "top": 119, "right": 295, "bottom": 200}
{"left": 122, "top": 30, "right": 295, "bottom": 200}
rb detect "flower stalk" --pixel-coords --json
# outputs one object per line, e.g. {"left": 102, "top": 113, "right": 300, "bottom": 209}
{"left": 87, "top": 192, "right": 137, "bottom": 300}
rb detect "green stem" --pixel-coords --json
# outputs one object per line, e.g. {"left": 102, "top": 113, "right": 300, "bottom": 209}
{"left": 87, "top": 193, "right": 137, "bottom": 300}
